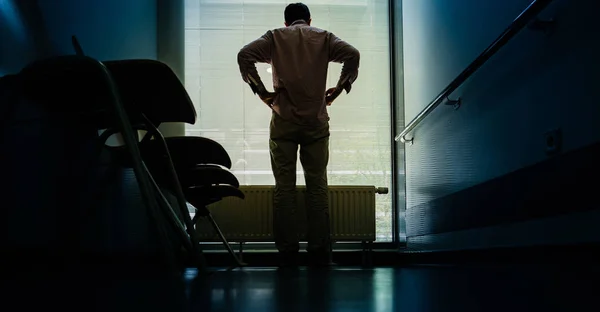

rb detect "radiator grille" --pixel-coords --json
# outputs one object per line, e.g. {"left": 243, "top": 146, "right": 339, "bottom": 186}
{"left": 195, "top": 185, "right": 377, "bottom": 242}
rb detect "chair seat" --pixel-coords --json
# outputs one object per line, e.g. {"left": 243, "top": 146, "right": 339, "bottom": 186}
{"left": 179, "top": 165, "right": 240, "bottom": 189}
{"left": 146, "top": 163, "right": 239, "bottom": 190}
{"left": 186, "top": 185, "right": 245, "bottom": 210}
{"left": 140, "top": 136, "right": 232, "bottom": 169}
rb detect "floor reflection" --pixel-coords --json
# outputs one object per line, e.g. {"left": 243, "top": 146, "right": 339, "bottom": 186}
{"left": 2, "top": 265, "right": 597, "bottom": 312}
{"left": 189, "top": 267, "right": 397, "bottom": 312}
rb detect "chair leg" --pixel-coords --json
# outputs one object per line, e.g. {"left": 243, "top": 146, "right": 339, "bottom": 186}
{"left": 140, "top": 118, "right": 207, "bottom": 272}
{"left": 205, "top": 210, "right": 247, "bottom": 268}
{"left": 145, "top": 165, "right": 207, "bottom": 272}
{"left": 163, "top": 177, "right": 207, "bottom": 272}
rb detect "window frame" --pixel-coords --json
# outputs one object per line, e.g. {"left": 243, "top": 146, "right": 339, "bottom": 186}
{"left": 174, "top": 0, "right": 404, "bottom": 249}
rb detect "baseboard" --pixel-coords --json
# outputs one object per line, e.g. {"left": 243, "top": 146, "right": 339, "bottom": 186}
{"left": 397, "top": 244, "right": 600, "bottom": 265}
{"left": 201, "top": 243, "right": 600, "bottom": 267}
{"left": 201, "top": 250, "right": 401, "bottom": 267}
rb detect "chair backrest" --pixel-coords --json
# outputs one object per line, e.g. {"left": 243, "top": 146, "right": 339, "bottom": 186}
{"left": 18, "top": 55, "right": 116, "bottom": 129}
{"left": 103, "top": 59, "right": 197, "bottom": 126}
{"left": 1, "top": 55, "right": 161, "bottom": 254}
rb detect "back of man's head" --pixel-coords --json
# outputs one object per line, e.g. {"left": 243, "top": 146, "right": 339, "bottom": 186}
{"left": 284, "top": 3, "right": 311, "bottom": 26}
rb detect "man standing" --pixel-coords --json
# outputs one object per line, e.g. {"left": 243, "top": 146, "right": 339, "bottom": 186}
{"left": 237, "top": 2, "right": 360, "bottom": 267}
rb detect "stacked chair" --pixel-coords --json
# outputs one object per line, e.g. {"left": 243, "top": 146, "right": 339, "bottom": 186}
{"left": 1, "top": 55, "right": 191, "bottom": 272}
{"left": 0, "top": 37, "right": 245, "bottom": 273}
{"left": 102, "top": 59, "right": 247, "bottom": 267}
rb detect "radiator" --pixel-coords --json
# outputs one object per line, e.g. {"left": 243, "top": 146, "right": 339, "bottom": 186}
{"left": 195, "top": 185, "right": 387, "bottom": 242}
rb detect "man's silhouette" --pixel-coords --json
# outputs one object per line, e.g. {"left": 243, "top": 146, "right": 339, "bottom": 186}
{"left": 238, "top": 2, "right": 360, "bottom": 267}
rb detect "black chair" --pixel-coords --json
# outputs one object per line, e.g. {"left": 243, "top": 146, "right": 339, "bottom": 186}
{"left": 1, "top": 55, "right": 192, "bottom": 272}
{"left": 103, "top": 59, "right": 247, "bottom": 267}
{"left": 140, "top": 136, "right": 232, "bottom": 170}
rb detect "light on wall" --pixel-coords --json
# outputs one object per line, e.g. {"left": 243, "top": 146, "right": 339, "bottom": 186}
{"left": 266, "top": 67, "right": 272, "bottom": 74}
{"left": 0, "top": 0, "right": 27, "bottom": 44}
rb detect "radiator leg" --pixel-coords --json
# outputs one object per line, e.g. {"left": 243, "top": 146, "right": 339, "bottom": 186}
{"left": 361, "top": 241, "right": 367, "bottom": 267}
{"left": 205, "top": 212, "right": 247, "bottom": 268}
{"left": 368, "top": 241, "right": 374, "bottom": 267}
{"left": 238, "top": 242, "right": 244, "bottom": 262}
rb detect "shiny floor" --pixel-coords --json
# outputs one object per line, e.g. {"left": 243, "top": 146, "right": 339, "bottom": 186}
{"left": 3, "top": 265, "right": 598, "bottom": 311}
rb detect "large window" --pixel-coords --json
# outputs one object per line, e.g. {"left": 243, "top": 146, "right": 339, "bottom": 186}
{"left": 185, "top": 0, "right": 392, "bottom": 241}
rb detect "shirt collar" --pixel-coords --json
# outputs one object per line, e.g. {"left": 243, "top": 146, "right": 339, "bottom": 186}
{"left": 290, "top": 20, "right": 308, "bottom": 26}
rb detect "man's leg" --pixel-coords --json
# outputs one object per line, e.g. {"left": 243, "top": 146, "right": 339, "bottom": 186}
{"left": 269, "top": 116, "right": 300, "bottom": 260}
{"left": 299, "top": 123, "right": 330, "bottom": 264}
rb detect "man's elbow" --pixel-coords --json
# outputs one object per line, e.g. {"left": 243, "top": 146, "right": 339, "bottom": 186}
{"left": 352, "top": 47, "right": 360, "bottom": 63}
{"left": 237, "top": 49, "right": 248, "bottom": 65}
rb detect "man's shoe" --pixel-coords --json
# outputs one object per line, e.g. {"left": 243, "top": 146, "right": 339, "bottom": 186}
{"left": 278, "top": 252, "right": 299, "bottom": 268}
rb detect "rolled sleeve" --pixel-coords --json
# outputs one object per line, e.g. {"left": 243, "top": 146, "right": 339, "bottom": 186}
{"left": 328, "top": 33, "right": 360, "bottom": 93}
{"left": 238, "top": 31, "right": 273, "bottom": 87}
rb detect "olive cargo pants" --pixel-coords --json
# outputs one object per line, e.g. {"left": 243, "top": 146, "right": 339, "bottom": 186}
{"left": 269, "top": 112, "right": 330, "bottom": 254}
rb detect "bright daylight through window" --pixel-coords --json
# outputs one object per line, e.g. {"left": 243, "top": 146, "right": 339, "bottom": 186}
{"left": 184, "top": 0, "right": 392, "bottom": 241}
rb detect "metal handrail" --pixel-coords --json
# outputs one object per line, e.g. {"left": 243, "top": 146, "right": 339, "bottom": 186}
{"left": 396, "top": 0, "right": 554, "bottom": 143}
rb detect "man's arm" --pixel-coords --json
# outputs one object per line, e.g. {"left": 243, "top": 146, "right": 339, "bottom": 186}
{"left": 328, "top": 33, "right": 360, "bottom": 95}
{"left": 237, "top": 31, "right": 274, "bottom": 101}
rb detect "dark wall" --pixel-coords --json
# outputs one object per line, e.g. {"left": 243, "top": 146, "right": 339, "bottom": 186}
{"left": 39, "top": 0, "right": 157, "bottom": 60}
{"left": 1, "top": 0, "right": 160, "bottom": 250}
{"left": 0, "top": 0, "right": 51, "bottom": 74}
{"left": 0, "top": 0, "right": 158, "bottom": 75}
{"left": 400, "top": 0, "right": 600, "bottom": 250}
{"left": 37, "top": 0, "right": 158, "bottom": 60}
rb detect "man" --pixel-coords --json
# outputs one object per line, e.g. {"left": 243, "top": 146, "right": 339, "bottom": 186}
{"left": 237, "top": 2, "right": 360, "bottom": 267}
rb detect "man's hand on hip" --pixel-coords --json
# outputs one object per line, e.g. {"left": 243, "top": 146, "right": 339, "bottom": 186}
{"left": 259, "top": 90, "right": 277, "bottom": 107}
{"left": 325, "top": 87, "right": 342, "bottom": 106}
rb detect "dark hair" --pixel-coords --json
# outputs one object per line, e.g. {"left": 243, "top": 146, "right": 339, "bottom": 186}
{"left": 284, "top": 3, "right": 311, "bottom": 25}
